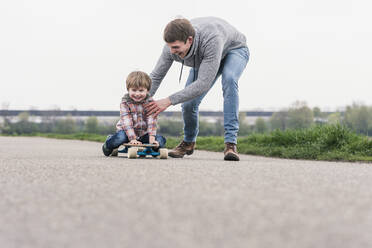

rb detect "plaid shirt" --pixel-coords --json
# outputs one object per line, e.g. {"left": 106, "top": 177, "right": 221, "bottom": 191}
{"left": 116, "top": 94, "right": 157, "bottom": 141}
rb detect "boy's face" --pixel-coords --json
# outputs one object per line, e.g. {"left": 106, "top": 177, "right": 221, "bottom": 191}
{"left": 128, "top": 87, "right": 148, "bottom": 102}
{"left": 167, "top": 36, "right": 193, "bottom": 59}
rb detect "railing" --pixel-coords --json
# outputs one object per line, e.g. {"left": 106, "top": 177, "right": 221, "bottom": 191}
{"left": 0, "top": 110, "right": 276, "bottom": 117}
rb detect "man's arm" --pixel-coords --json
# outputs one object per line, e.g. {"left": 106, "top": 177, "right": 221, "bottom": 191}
{"left": 146, "top": 38, "right": 224, "bottom": 116}
{"left": 149, "top": 45, "right": 174, "bottom": 97}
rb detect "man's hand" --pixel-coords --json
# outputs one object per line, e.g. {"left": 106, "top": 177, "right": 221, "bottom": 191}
{"left": 145, "top": 97, "right": 172, "bottom": 117}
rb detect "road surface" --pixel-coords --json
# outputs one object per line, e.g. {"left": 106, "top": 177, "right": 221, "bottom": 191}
{"left": 1, "top": 136, "right": 371, "bottom": 248}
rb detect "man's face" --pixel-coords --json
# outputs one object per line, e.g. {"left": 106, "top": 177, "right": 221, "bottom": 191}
{"left": 167, "top": 36, "right": 193, "bottom": 59}
{"left": 128, "top": 87, "right": 148, "bottom": 102}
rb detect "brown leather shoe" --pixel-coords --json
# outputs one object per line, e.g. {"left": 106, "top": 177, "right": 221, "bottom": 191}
{"left": 224, "top": 142, "right": 240, "bottom": 161}
{"left": 168, "top": 141, "right": 195, "bottom": 158}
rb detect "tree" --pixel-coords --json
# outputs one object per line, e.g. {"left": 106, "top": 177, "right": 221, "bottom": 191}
{"left": 0, "top": 102, "right": 11, "bottom": 134}
{"left": 85, "top": 116, "right": 99, "bottom": 133}
{"left": 313, "top": 106, "right": 327, "bottom": 125}
{"left": 254, "top": 117, "right": 268, "bottom": 133}
{"left": 270, "top": 111, "right": 288, "bottom": 130}
{"left": 287, "top": 101, "right": 314, "bottom": 129}
{"left": 7, "top": 112, "right": 39, "bottom": 134}
{"left": 238, "top": 112, "right": 252, "bottom": 136}
{"left": 327, "top": 112, "right": 342, "bottom": 125}
{"left": 158, "top": 119, "right": 183, "bottom": 136}
{"left": 199, "top": 121, "right": 217, "bottom": 136}
{"left": 344, "top": 103, "right": 372, "bottom": 135}
{"left": 16, "top": 112, "right": 32, "bottom": 134}
{"left": 313, "top": 107, "right": 322, "bottom": 118}
{"left": 214, "top": 120, "right": 225, "bottom": 136}
{"left": 239, "top": 112, "right": 246, "bottom": 124}
{"left": 55, "top": 115, "right": 76, "bottom": 134}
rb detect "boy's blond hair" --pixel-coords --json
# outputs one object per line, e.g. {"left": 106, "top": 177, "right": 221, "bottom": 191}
{"left": 126, "top": 71, "right": 152, "bottom": 91}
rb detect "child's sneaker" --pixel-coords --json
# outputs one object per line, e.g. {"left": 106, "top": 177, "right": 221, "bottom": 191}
{"left": 102, "top": 143, "right": 113, "bottom": 156}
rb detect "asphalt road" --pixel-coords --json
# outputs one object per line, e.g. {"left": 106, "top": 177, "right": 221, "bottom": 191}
{"left": 1, "top": 136, "right": 372, "bottom": 248}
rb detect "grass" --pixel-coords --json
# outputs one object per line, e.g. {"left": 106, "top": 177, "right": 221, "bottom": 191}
{"left": 237, "top": 125, "right": 372, "bottom": 162}
{"left": 2, "top": 124, "right": 371, "bottom": 162}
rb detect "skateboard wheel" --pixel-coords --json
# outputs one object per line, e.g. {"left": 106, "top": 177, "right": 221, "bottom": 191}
{"left": 138, "top": 147, "right": 145, "bottom": 152}
{"left": 111, "top": 148, "right": 118, "bottom": 157}
{"left": 128, "top": 147, "right": 138, "bottom": 159}
{"left": 159, "top": 148, "right": 168, "bottom": 159}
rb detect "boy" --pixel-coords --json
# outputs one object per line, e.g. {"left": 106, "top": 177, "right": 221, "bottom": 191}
{"left": 102, "top": 71, "right": 166, "bottom": 156}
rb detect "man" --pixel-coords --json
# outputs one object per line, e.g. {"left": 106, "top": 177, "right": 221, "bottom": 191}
{"left": 145, "top": 17, "right": 249, "bottom": 161}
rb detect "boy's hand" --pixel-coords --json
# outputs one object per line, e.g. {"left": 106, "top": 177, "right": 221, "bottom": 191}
{"left": 145, "top": 97, "right": 171, "bottom": 117}
{"left": 129, "top": 140, "right": 142, "bottom": 145}
{"left": 149, "top": 135, "right": 159, "bottom": 147}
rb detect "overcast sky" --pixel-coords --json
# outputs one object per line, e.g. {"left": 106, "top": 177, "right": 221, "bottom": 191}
{"left": 0, "top": 0, "right": 371, "bottom": 111}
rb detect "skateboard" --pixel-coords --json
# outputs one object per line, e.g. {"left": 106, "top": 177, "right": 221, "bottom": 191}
{"left": 111, "top": 143, "right": 168, "bottom": 159}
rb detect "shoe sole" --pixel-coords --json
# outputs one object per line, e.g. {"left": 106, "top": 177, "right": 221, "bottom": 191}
{"left": 102, "top": 144, "right": 113, "bottom": 157}
{"left": 168, "top": 153, "right": 185, "bottom": 158}
{"left": 168, "top": 149, "right": 194, "bottom": 158}
{"left": 224, "top": 152, "right": 240, "bottom": 161}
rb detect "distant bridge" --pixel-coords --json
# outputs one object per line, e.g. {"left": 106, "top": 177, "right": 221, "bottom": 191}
{"left": 0, "top": 110, "right": 275, "bottom": 117}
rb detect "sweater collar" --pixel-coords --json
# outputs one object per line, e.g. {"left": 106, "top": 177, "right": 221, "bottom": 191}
{"left": 122, "top": 93, "right": 152, "bottom": 104}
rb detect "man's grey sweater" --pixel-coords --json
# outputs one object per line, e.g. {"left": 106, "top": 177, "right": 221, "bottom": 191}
{"left": 149, "top": 17, "right": 248, "bottom": 105}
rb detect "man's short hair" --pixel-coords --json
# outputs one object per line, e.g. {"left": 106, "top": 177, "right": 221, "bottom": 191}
{"left": 163, "top": 18, "right": 195, "bottom": 43}
{"left": 126, "top": 71, "right": 152, "bottom": 91}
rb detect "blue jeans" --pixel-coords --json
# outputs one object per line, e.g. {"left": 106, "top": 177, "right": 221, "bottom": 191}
{"left": 182, "top": 47, "right": 249, "bottom": 144}
{"left": 105, "top": 130, "right": 166, "bottom": 151}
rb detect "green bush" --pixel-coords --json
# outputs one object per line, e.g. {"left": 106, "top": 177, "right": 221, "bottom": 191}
{"left": 236, "top": 124, "right": 371, "bottom": 162}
